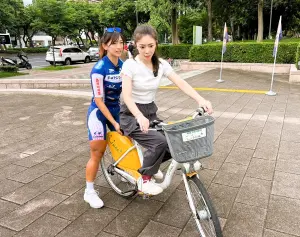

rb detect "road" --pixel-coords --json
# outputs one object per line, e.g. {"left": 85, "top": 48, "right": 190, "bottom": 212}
{"left": 0, "top": 53, "right": 94, "bottom": 69}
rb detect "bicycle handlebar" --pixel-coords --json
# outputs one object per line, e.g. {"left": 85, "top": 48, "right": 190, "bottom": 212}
{"left": 136, "top": 108, "right": 207, "bottom": 131}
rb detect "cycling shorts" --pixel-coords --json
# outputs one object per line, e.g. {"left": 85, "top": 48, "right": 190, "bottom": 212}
{"left": 87, "top": 105, "right": 120, "bottom": 141}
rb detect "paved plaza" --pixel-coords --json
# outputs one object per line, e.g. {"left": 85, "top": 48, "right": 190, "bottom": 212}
{"left": 1, "top": 69, "right": 300, "bottom": 237}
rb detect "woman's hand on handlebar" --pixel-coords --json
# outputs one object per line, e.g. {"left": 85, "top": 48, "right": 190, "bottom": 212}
{"left": 136, "top": 114, "right": 149, "bottom": 133}
{"left": 199, "top": 100, "right": 213, "bottom": 114}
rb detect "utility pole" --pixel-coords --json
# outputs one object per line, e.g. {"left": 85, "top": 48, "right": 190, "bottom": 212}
{"left": 268, "top": 0, "right": 273, "bottom": 39}
{"left": 135, "top": 1, "right": 139, "bottom": 27}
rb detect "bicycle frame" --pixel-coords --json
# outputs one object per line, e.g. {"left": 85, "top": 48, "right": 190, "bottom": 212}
{"left": 111, "top": 137, "right": 202, "bottom": 191}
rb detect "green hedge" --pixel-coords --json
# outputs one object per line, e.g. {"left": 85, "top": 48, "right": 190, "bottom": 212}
{"left": 158, "top": 44, "right": 192, "bottom": 59}
{"left": 0, "top": 66, "right": 18, "bottom": 72}
{"left": 190, "top": 42, "right": 299, "bottom": 64}
{"left": 0, "top": 47, "right": 48, "bottom": 54}
{"left": 296, "top": 43, "right": 300, "bottom": 69}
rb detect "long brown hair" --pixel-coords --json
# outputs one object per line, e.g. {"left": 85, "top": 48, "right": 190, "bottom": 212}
{"left": 99, "top": 30, "right": 126, "bottom": 59}
{"left": 133, "top": 24, "right": 159, "bottom": 76}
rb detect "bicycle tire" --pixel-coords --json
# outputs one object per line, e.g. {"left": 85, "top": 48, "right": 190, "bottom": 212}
{"left": 100, "top": 148, "right": 137, "bottom": 198}
{"left": 186, "top": 175, "right": 223, "bottom": 237}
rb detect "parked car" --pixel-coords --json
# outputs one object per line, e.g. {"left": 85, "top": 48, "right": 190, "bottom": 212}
{"left": 46, "top": 45, "right": 91, "bottom": 65}
{"left": 87, "top": 47, "right": 99, "bottom": 61}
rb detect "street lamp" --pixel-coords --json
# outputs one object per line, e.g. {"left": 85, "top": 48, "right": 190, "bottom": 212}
{"left": 268, "top": 0, "right": 273, "bottom": 39}
{"left": 135, "top": 1, "right": 139, "bottom": 27}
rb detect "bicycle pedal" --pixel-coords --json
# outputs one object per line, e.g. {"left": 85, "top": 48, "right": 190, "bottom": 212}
{"left": 138, "top": 191, "right": 152, "bottom": 199}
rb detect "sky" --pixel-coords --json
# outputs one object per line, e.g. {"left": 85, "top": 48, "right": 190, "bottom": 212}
{"left": 23, "top": 0, "right": 32, "bottom": 6}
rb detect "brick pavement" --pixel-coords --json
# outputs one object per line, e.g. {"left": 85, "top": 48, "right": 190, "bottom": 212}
{"left": 0, "top": 69, "right": 300, "bottom": 237}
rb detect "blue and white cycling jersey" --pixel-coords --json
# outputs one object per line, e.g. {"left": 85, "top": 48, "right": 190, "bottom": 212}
{"left": 87, "top": 56, "right": 123, "bottom": 141}
{"left": 90, "top": 56, "right": 123, "bottom": 108}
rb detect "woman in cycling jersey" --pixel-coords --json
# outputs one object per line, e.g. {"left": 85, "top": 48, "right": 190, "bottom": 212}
{"left": 84, "top": 27, "right": 125, "bottom": 208}
{"left": 120, "top": 25, "right": 213, "bottom": 196}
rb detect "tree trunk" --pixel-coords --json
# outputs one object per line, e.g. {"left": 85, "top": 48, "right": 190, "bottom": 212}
{"left": 86, "top": 32, "right": 93, "bottom": 46}
{"left": 207, "top": 0, "right": 212, "bottom": 41}
{"left": 52, "top": 36, "right": 56, "bottom": 66}
{"left": 237, "top": 25, "right": 241, "bottom": 39}
{"left": 23, "top": 34, "right": 28, "bottom": 48}
{"left": 257, "top": 0, "right": 264, "bottom": 42}
{"left": 29, "top": 31, "right": 35, "bottom": 47}
{"left": 171, "top": 8, "right": 179, "bottom": 45}
{"left": 230, "top": 18, "right": 234, "bottom": 41}
{"left": 17, "top": 28, "right": 22, "bottom": 49}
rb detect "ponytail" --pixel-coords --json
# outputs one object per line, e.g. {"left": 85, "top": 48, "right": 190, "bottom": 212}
{"left": 152, "top": 50, "right": 159, "bottom": 77}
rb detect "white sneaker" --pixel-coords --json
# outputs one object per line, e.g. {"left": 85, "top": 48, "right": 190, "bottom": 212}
{"left": 153, "top": 170, "right": 164, "bottom": 180}
{"left": 84, "top": 189, "right": 104, "bottom": 208}
{"left": 137, "top": 177, "right": 163, "bottom": 195}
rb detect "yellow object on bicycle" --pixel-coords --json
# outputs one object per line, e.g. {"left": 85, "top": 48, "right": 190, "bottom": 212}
{"left": 107, "top": 131, "right": 142, "bottom": 179}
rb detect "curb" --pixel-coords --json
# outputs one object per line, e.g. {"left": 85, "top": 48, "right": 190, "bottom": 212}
{"left": 0, "top": 79, "right": 90, "bottom": 89}
{"left": 0, "top": 89, "right": 92, "bottom": 99}
{"left": 0, "top": 69, "right": 201, "bottom": 90}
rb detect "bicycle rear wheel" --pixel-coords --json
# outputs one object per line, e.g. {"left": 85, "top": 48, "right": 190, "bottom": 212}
{"left": 185, "top": 175, "right": 223, "bottom": 237}
{"left": 100, "top": 147, "right": 137, "bottom": 198}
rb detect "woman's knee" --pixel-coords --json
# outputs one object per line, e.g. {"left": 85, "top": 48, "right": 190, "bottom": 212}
{"left": 89, "top": 141, "right": 107, "bottom": 161}
{"left": 90, "top": 148, "right": 105, "bottom": 159}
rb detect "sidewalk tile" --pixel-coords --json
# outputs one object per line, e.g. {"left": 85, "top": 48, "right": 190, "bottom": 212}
{"left": 208, "top": 183, "right": 239, "bottom": 218}
{"left": 0, "top": 179, "right": 24, "bottom": 197}
{"left": 236, "top": 177, "right": 272, "bottom": 208}
{"left": 50, "top": 171, "right": 85, "bottom": 196}
{"left": 0, "top": 200, "right": 19, "bottom": 219}
{"left": 8, "top": 160, "right": 63, "bottom": 183}
{"left": 0, "top": 191, "right": 67, "bottom": 231}
{"left": 264, "top": 229, "right": 294, "bottom": 237}
{"left": 222, "top": 202, "right": 266, "bottom": 237}
{"left": 2, "top": 174, "right": 64, "bottom": 205}
{"left": 138, "top": 220, "right": 181, "bottom": 237}
{"left": 0, "top": 226, "right": 16, "bottom": 237}
{"left": 56, "top": 208, "right": 118, "bottom": 237}
{"left": 13, "top": 214, "right": 70, "bottom": 237}
{"left": 246, "top": 158, "right": 276, "bottom": 181}
{"left": 213, "top": 163, "right": 247, "bottom": 188}
{"left": 266, "top": 195, "right": 300, "bottom": 236}
{"left": 225, "top": 147, "right": 254, "bottom": 166}
{"left": 153, "top": 189, "right": 191, "bottom": 229}
{"left": 272, "top": 171, "right": 300, "bottom": 199}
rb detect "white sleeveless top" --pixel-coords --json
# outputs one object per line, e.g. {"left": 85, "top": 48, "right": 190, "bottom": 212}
{"left": 121, "top": 57, "right": 173, "bottom": 104}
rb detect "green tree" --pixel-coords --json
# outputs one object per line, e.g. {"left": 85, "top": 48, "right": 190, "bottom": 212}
{"left": 33, "top": 0, "right": 67, "bottom": 65}
{"left": 178, "top": 9, "right": 208, "bottom": 43}
{"left": 22, "top": 5, "right": 39, "bottom": 47}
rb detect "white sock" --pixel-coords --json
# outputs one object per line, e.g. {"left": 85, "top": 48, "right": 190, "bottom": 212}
{"left": 86, "top": 181, "right": 94, "bottom": 191}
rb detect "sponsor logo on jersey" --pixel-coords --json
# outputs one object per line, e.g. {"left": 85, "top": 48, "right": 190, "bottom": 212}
{"left": 109, "top": 69, "right": 115, "bottom": 73}
{"left": 105, "top": 74, "right": 121, "bottom": 83}
{"left": 93, "top": 131, "right": 104, "bottom": 139}
{"left": 95, "top": 78, "right": 101, "bottom": 95}
{"left": 107, "top": 84, "right": 116, "bottom": 89}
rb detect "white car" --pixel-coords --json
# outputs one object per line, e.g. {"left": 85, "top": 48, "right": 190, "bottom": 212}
{"left": 46, "top": 45, "right": 91, "bottom": 65}
{"left": 87, "top": 47, "right": 99, "bottom": 61}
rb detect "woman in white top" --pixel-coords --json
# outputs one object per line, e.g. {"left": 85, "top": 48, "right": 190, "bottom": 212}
{"left": 120, "top": 25, "right": 213, "bottom": 196}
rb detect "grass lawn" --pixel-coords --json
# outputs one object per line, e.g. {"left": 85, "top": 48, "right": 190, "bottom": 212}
{"left": 39, "top": 65, "right": 78, "bottom": 71}
{"left": 0, "top": 71, "right": 28, "bottom": 78}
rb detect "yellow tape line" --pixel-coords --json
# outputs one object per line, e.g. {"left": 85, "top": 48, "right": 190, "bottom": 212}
{"left": 159, "top": 86, "right": 267, "bottom": 94}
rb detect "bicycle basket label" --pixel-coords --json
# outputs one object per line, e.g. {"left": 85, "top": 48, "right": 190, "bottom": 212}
{"left": 182, "top": 128, "right": 206, "bottom": 142}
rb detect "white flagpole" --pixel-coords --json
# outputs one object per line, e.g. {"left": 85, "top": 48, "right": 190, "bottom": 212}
{"left": 217, "top": 23, "right": 226, "bottom": 83}
{"left": 266, "top": 51, "right": 277, "bottom": 96}
{"left": 266, "top": 16, "right": 281, "bottom": 96}
{"left": 217, "top": 51, "right": 225, "bottom": 83}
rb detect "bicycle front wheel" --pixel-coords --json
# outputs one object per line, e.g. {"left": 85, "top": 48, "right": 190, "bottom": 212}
{"left": 185, "top": 175, "right": 223, "bottom": 237}
{"left": 100, "top": 148, "right": 137, "bottom": 198}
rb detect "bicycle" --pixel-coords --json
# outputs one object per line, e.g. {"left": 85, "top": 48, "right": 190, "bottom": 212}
{"left": 100, "top": 108, "right": 223, "bottom": 237}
